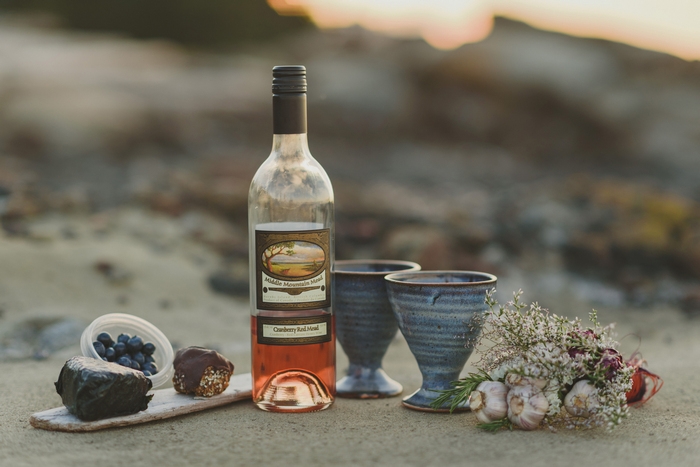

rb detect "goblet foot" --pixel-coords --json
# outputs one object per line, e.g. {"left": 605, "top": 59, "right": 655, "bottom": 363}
{"left": 336, "top": 367, "right": 403, "bottom": 399}
{"left": 402, "top": 387, "right": 470, "bottom": 412}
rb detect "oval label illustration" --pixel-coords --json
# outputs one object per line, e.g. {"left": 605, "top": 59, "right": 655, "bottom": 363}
{"left": 261, "top": 240, "right": 325, "bottom": 279}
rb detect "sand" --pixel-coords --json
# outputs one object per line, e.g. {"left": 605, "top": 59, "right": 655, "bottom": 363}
{"left": 1, "top": 210, "right": 699, "bottom": 467}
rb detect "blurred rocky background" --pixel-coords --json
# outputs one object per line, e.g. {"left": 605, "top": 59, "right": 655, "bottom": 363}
{"left": 1, "top": 1, "right": 699, "bottom": 359}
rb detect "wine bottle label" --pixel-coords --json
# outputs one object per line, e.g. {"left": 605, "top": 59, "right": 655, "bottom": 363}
{"left": 255, "top": 229, "right": 331, "bottom": 311}
{"left": 256, "top": 314, "right": 331, "bottom": 345}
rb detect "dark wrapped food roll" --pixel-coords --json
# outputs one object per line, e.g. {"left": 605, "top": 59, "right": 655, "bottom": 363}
{"left": 55, "top": 356, "right": 153, "bottom": 421}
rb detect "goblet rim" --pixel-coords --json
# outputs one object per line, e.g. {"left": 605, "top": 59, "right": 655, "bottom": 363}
{"left": 384, "top": 270, "right": 497, "bottom": 286}
{"left": 333, "top": 259, "right": 422, "bottom": 275}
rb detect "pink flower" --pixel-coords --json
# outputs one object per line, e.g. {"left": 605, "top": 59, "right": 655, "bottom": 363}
{"left": 599, "top": 349, "right": 623, "bottom": 380}
{"left": 566, "top": 329, "right": 598, "bottom": 359}
{"left": 567, "top": 347, "right": 586, "bottom": 359}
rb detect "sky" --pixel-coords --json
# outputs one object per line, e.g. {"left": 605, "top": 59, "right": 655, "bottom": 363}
{"left": 269, "top": 0, "right": 700, "bottom": 60}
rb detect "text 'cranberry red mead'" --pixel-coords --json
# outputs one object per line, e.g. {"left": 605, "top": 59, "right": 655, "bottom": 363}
{"left": 248, "top": 66, "right": 335, "bottom": 412}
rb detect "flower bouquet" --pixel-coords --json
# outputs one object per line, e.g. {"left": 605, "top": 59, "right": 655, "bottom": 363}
{"left": 431, "top": 290, "right": 663, "bottom": 431}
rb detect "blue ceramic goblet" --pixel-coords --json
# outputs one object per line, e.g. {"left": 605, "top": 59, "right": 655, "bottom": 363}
{"left": 334, "top": 260, "right": 421, "bottom": 398}
{"left": 384, "top": 271, "right": 497, "bottom": 412}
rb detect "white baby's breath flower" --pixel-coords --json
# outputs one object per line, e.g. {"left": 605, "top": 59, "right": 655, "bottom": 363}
{"left": 543, "top": 379, "right": 563, "bottom": 416}
{"left": 489, "top": 365, "right": 508, "bottom": 382}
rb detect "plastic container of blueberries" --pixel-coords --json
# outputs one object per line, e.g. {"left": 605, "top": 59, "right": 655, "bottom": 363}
{"left": 80, "top": 313, "right": 174, "bottom": 389}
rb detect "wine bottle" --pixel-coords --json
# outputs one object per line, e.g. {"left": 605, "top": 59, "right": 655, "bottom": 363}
{"left": 248, "top": 65, "right": 335, "bottom": 412}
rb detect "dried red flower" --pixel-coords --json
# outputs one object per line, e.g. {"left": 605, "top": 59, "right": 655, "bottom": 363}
{"left": 626, "top": 355, "right": 663, "bottom": 406}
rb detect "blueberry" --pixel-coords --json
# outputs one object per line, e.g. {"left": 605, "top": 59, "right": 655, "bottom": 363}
{"left": 93, "top": 341, "right": 106, "bottom": 357}
{"left": 116, "top": 356, "right": 132, "bottom": 367}
{"left": 117, "top": 333, "right": 131, "bottom": 344}
{"left": 96, "top": 332, "right": 114, "bottom": 348}
{"left": 144, "top": 355, "right": 155, "bottom": 364}
{"left": 142, "top": 342, "right": 156, "bottom": 356}
{"left": 126, "top": 336, "right": 143, "bottom": 354}
{"left": 104, "top": 347, "right": 116, "bottom": 361}
{"left": 142, "top": 370, "right": 152, "bottom": 377}
{"left": 142, "top": 362, "right": 158, "bottom": 375}
{"left": 102, "top": 357, "right": 108, "bottom": 361}
{"left": 132, "top": 352, "right": 145, "bottom": 365}
{"left": 130, "top": 360, "right": 141, "bottom": 371}
{"left": 113, "top": 342, "right": 126, "bottom": 357}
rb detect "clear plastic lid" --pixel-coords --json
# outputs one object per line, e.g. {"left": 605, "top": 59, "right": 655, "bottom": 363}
{"left": 80, "top": 313, "right": 174, "bottom": 389}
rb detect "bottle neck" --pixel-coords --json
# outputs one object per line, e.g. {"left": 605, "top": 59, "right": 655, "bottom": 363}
{"left": 273, "top": 92, "right": 307, "bottom": 135}
{"left": 271, "top": 134, "right": 310, "bottom": 158}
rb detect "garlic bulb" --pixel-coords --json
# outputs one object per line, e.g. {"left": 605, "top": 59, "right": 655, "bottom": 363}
{"left": 564, "top": 380, "right": 599, "bottom": 418}
{"left": 505, "top": 373, "right": 548, "bottom": 390}
{"left": 469, "top": 381, "right": 508, "bottom": 423}
{"left": 507, "top": 385, "right": 549, "bottom": 430}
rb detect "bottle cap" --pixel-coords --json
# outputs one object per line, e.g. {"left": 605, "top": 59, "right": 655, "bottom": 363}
{"left": 272, "top": 65, "right": 307, "bottom": 94}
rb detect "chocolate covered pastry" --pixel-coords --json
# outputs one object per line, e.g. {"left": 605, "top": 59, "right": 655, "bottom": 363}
{"left": 172, "top": 347, "right": 234, "bottom": 397}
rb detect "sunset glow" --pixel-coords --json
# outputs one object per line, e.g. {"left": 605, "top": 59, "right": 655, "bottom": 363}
{"left": 269, "top": 0, "right": 700, "bottom": 60}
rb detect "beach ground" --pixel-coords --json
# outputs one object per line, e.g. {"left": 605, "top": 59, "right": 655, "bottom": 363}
{"left": 0, "top": 210, "right": 698, "bottom": 467}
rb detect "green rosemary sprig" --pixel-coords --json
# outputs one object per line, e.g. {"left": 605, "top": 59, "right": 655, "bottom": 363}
{"left": 478, "top": 418, "right": 513, "bottom": 432}
{"left": 429, "top": 370, "right": 492, "bottom": 412}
